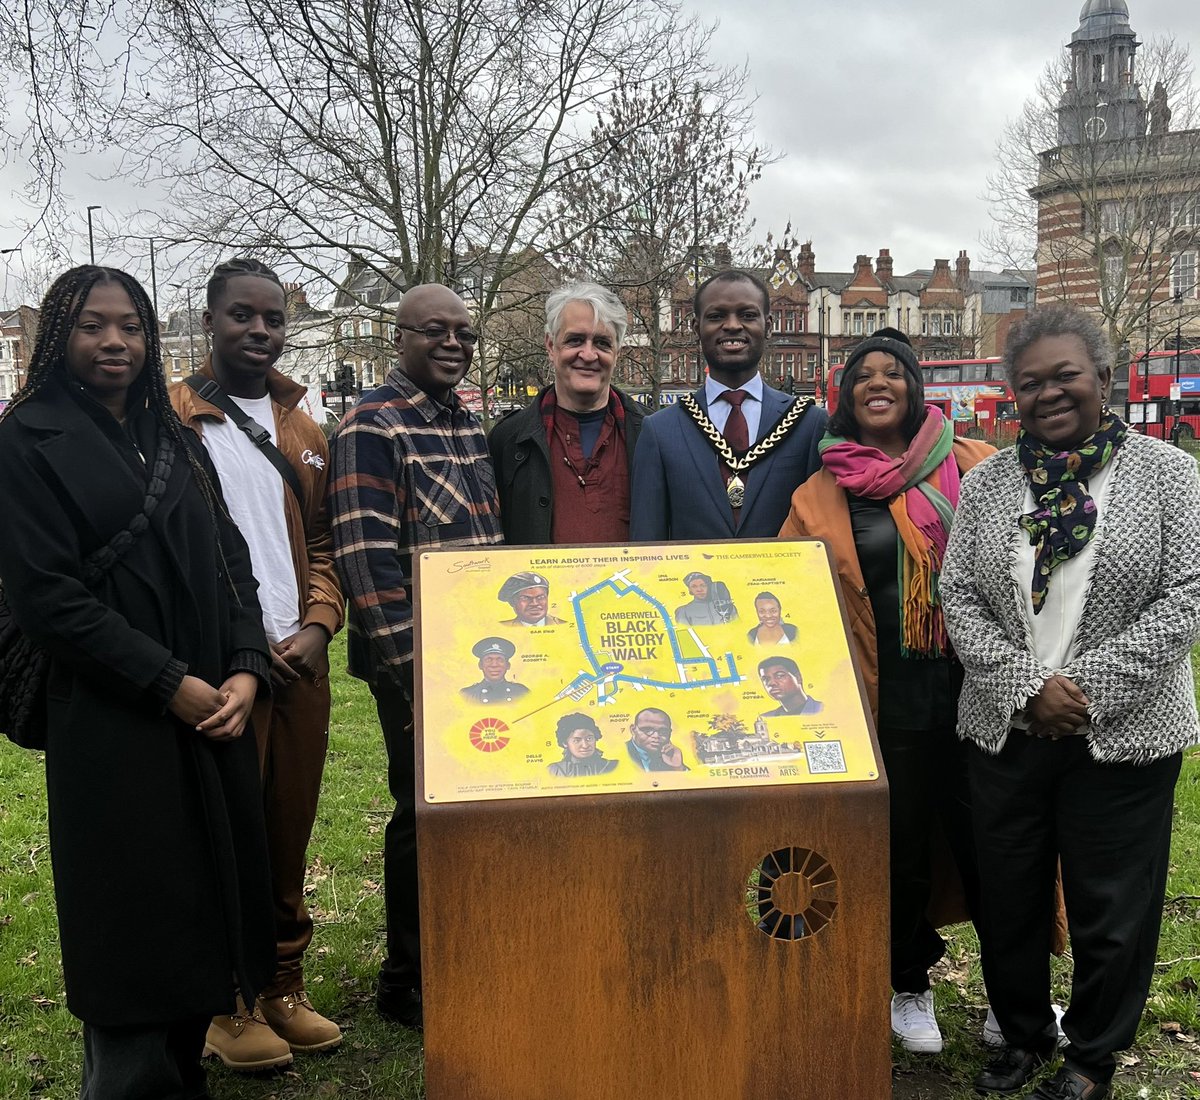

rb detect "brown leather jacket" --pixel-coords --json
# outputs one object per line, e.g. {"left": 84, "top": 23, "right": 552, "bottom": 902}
{"left": 779, "top": 437, "right": 993, "bottom": 721}
{"left": 169, "top": 361, "right": 343, "bottom": 639}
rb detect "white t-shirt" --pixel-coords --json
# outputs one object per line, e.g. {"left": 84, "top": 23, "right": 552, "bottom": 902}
{"left": 201, "top": 394, "right": 302, "bottom": 643}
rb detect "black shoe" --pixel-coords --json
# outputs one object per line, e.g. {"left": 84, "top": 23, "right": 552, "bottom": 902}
{"left": 1029, "top": 1066, "right": 1109, "bottom": 1100}
{"left": 376, "top": 983, "right": 423, "bottom": 1028}
{"left": 974, "top": 1046, "right": 1051, "bottom": 1093}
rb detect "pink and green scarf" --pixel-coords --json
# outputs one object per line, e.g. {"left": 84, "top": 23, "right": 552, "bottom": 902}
{"left": 819, "top": 406, "right": 960, "bottom": 657}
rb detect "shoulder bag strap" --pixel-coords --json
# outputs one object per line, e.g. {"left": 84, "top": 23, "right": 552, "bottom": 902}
{"left": 185, "top": 375, "right": 304, "bottom": 502}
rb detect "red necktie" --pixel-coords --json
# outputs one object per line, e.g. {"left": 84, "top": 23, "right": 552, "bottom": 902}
{"left": 719, "top": 389, "right": 749, "bottom": 453}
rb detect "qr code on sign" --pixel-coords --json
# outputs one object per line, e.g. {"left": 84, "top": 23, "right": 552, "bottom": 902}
{"left": 804, "top": 740, "right": 847, "bottom": 774}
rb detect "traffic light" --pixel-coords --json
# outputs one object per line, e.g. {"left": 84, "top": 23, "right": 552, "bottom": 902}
{"left": 323, "top": 368, "right": 358, "bottom": 400}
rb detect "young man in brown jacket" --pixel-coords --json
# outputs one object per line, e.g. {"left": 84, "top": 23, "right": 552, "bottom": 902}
{"left": 170, "top": 258, "right": 344, "bottom": 1069}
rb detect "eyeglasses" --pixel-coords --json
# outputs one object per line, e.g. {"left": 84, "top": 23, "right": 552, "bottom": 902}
{"left": 397, "top": 323, "right": 479, "bottom": 346}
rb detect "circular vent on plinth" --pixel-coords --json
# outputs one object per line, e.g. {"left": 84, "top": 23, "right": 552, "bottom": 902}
{"left": 746, "top": 846, "right": 838, "bottom": 941}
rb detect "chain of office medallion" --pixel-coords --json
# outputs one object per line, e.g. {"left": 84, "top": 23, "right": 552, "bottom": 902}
{"left": 680, "top": 393, "right": 814, "bottom": 473}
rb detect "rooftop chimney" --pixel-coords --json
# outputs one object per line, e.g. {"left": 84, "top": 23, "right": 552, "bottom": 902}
{"left": 955, "top": 250, "right": 971, "bottom": 289}
{"left": 798, "top": 240, "right": 815, "bottom": 280}
{"left": 876, "top": 248, "right": 894, "bottom": 282}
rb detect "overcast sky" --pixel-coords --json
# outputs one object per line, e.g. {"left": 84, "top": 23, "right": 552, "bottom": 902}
{"left": 684, "top": 0, "right": 1198, "bottom": 275}
{"left": 1, "top": 0, "right": 1197, "bottom": 302}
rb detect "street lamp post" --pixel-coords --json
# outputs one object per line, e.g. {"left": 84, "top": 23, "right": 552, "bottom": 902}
{"left": 169, "top": 283, "right": 201, "bottom": 374}
{"left": 1173, "top": 292, "right": 1185, "bottom": 445}
{"left": 816, "top": 288, "right": 828, "bottom": 404}
{"left": 1, "top": 248, "right": 23, "bottom": 391}
{"left": 149, "top": 240, "right": 159, "bottom": 317}
{"left": 1175, "top": 291, "right": 1184, "bottom": 385}
{"left": 86, "top": 205, "right": 102, "bottom": 265}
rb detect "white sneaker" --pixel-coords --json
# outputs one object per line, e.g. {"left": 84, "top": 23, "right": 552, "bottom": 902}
{"left": 982, "top": 1003, "right": 1068, "bottom": 1049}
{"left": 982, "top": 1005, "right": 1005, "bottom": 1048}
{"left": 1053, "top": 1003, "right": 1067, "bottom": 1047}
{"left": 891, "top": 990, "right": 943, "bottom": 1054}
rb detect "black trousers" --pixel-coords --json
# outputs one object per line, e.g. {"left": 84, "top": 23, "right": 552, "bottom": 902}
{"left": 371, "top": 681, "right": 422, "bottom": 991}
{"left": 968, "top": 735, "right": 1180, "bottom": 1084}
{"left": 79, "top": 1017, "right": 209, "bottom": 1100}
{"left": 878, "top": 723, "right": 981, "bottom": 993}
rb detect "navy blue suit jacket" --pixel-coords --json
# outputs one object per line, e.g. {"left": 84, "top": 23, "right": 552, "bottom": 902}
{"left": 629, "top": 382, "right": 827, "bottom": 541}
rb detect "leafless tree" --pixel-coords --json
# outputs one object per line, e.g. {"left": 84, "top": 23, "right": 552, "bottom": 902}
{"left": 552, "top": 73, "right": 766, "bottom": 405}
{"left": 95, "top": 0, "right": 734, "bottom": 411}
{"left": 984, "top": 36, "right": 1200, "bottom": 358}
{"left": 0, "top": 0, "right": 147, "bottom": 261}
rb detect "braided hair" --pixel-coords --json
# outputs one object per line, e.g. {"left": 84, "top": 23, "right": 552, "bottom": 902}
{"left": 1, "top": 265, "right": 228, "bottom": 526}
{"left": 207, "top": 256, "right": 284, "bottom": 308}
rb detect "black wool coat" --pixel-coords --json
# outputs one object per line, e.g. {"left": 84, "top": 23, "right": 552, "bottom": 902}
{"left": 0, "top": 376, "right": 275, "bottom": 1027}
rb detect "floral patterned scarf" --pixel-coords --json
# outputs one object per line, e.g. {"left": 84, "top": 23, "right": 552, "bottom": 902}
{"left": 1016, "top": 412, "right": 1127, "bottom": 614}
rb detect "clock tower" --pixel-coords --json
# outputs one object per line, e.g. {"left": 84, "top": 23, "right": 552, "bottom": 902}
{"left": 1056, "top": 0, "right": 1148, "bottom": 147}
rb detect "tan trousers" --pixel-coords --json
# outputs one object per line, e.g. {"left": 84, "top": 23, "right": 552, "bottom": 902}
{"left": 251, "top": 672, "right": 331, "bottom": 996}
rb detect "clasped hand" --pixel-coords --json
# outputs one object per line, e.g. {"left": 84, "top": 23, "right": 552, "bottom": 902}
{"left": 168, "top": 672, "right": 258, "bottom": 741}
{"left": 269, "top": 625, "right": 331, "bottom": 687}
{"left": 1026, "top": 674, "right": 1090, "bottom": 739}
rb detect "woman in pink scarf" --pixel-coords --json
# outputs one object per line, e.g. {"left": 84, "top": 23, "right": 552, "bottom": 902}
{"left": 779, "top": 327, "right": 994, "bottom": 1055}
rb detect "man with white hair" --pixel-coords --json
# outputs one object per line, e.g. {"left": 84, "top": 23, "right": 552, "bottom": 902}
{"left": 489, "top": 281, "right": 645, "bottom": 544}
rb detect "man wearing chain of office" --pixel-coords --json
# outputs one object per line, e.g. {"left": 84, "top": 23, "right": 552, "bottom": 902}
{"left": 630, "top": 269, "right": 827, "bottom": 541}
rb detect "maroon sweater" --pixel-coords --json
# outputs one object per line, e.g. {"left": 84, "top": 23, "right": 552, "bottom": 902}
{"left": 542, "top": 391, "right": 631, "bottom": 544}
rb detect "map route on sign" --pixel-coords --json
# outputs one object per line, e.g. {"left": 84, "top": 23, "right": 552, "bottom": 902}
{"left": 509, "top": 570, "right": 744, "bottom": 723}
{"left": 570, "top": 570, "right": 742, "bottom": 702}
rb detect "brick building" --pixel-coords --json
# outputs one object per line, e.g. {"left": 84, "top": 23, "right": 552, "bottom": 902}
{"left": 625, "top": 244, "right": 1033, "bottom": 403}
{"left": 0, "top": 305, "right": 38, "bottom": 409}
{"left": 1030, "top": 0, "right": 1200, "bottom": 385}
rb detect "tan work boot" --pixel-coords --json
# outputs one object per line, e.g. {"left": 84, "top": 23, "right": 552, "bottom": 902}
{"left": 259, "top": 989, "right": 343, "bottom": 1053}
{"left": 204, "top": 997, "right": 294, "bottom": 1071}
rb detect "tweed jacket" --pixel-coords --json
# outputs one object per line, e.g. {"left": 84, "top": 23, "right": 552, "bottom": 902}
{"left": 941, "top": 431, "right": 1200, "bottom": 765}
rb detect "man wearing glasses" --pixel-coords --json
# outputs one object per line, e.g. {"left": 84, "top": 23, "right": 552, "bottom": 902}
{"left": 625, "top": 707, "right": 688, "bottom": 771}
{"left": 329, "top": 283, "right": 502, "bottom": 1029}
{"left": 489, "top": 281, "right": 644, "bottom": 545}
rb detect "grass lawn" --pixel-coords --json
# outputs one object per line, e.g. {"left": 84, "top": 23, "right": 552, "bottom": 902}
{"left": 2, "top": 636, "right": 1198, "bottom": 1099}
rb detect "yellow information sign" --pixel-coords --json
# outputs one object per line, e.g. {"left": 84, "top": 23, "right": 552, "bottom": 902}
{"left": 416, "top": 540, "right": 877, "bottom": 803}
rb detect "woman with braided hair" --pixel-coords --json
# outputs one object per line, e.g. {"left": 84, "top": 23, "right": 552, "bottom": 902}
{"left": 0, "top": 266, "right": 275, "bottom": 1098}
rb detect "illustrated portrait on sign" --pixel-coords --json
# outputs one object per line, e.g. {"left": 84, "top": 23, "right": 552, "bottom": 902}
{"left": 546, "top": 712, "right": 619, "bottom": 778}
{"left": 625, "top": 707, "right": 688, "bottom": 772}
{"left": 673, "top": 571, "right": 739, "bottom": 626}
{"left": 459, "top": 637, "right": 530, "bottom": 705}
{"left": 758, "top": 655, "right": 823, "bottom": 717}
{"left": 746, "top": 591, "right": 798, "bottom": 646}
{"left": 497, "top": 571, "right": 567, "bottom": 626}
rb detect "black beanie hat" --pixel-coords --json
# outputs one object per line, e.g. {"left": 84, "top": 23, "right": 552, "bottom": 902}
{"left": 843, "top": 326, "right": 922, "bottom": 384}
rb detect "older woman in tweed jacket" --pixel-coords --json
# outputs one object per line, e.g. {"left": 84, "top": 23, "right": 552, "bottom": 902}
{"left": 941, "top": 307, "right": 1200, "bottom": 1100}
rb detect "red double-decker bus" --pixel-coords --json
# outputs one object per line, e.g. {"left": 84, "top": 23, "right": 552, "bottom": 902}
{"left": 1126, "top": 349, "right": 1200, "bottom": 440}
{"left": 827, "top": 356, "right": 1018, "bottom": 439}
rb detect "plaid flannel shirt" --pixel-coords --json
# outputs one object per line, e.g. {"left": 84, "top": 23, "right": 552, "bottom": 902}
{"left": 329, "top": 367, "right": 502, "bottom": 693}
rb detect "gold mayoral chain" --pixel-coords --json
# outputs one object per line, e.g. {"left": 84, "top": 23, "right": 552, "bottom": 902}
{"left": 680, "top": 393, "right": 815, "bottom": 508}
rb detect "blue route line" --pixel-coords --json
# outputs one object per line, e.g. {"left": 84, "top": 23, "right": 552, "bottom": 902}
{"left": 567, "top": 575, "right": 742, "bottom": 702}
